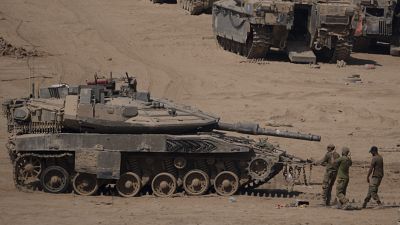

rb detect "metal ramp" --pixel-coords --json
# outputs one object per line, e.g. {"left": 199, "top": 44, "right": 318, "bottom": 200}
{"left": 287, "top": 41, "right": 316, "bottom": 64}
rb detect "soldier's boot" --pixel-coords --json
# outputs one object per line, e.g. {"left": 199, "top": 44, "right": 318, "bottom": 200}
{"left": 325, "top": 196, "right": 332, "bottom": 206}
{"left": 373, "top": 201, "right": 384, "bottom": 209}
{"left": 362, "top": 201, "right": 367, "bottom": 209}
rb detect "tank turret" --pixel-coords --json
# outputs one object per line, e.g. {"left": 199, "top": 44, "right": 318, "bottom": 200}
{"left": 3, "top": 74, "right": 320, "bottom": 142}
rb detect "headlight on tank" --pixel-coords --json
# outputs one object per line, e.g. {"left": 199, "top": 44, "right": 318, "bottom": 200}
{"left": 13, "top": 107, "right": 30, "bottom": 121}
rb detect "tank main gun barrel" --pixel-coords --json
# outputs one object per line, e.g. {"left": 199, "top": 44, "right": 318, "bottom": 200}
{"left": 217, "top": 122, "right": 321, "bottom": 142}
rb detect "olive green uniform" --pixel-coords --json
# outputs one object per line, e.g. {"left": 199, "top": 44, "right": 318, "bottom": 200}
{"left": 364, "top": 154, "right": 384, "bottom": 204}
{"left": 318, "top": 151, "right": 340, "bottom": 205}
{"left": 334, "top": 156, "right": 352, "bottom": 205}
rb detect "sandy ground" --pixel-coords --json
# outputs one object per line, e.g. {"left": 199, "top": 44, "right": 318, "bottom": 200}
{"left": 0, "top": 0, "right": 399, "bottom": 224}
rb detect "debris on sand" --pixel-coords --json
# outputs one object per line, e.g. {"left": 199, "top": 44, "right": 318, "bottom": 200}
{"left": 1, "top": 75, "right": 53, "bottom": 82}
{"left": 379, "top": 144, "right": 400, "bottom": 152}
{"left": 239, "top": 58, "right": 269, "bottom": 65}
{"left": 336, "top": 60, "right": 346, "bottom": 68}
{"left": 364, "top": 64, "right": 376, "bottom": 70}
{"left": 0, "top": 37, "right": 43, "bottom": 58}
{"left": 344, "top": 74, "right": 363, "bottom": 84}
{"left": 309, "top": 63, "right": 320, "bottom": 69}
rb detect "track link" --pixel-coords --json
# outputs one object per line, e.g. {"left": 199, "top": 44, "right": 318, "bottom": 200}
{"left": 13, "top": 153, "right": 73, "bottom": 191}
{"left": 216, "top": 25, "right": 270, "bottom": 58}
{"left": 331, "top": 40, "right": 352, "bottom": 62}
{"left": 247, "top": 26, "right": 270, "bottom": 59}
{"left": 179, "top": 0, "right": 205, "bottom": 15}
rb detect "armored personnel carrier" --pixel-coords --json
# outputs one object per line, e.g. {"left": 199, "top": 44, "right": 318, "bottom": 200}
{"left": 352, "top": 0, "right": 400, "bottom": 56}
{"left": 212, "top": 0, "right": 355, "bottom": 63}
{"left": 3, "top": 74, "right": 320, "bottom": 197}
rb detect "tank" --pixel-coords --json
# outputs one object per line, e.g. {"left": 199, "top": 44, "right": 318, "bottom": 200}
{"left": 352, "top": 0, "right": 400, "bottom": 56}
{"left": 212, "top": 0, "right": 356, "bottom": 63}
{"left": 3, "top": 73, "right": 320, "bottom": 197}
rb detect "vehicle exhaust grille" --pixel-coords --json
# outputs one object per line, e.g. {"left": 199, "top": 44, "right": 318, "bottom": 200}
{"left": 324, "top": 16, "right": 349, "bottom": 25}
{"left": 379, "top": 20, "right": 392, "bottom": 36}
{"left": 166, "top": 139, "right": 217, "bottom": 153}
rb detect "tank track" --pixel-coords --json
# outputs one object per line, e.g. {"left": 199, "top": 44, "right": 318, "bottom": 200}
{"left": 216, "top": 25, "right": 270, "bottom": 59}
{"left": 13, "top": 153, "right": 73, "bottom": 191}
{"left": 247, "top": 26, "right": 270, "bottom": 59}
{"left": 331, "top": 40, "right": 352, "bottom": 62}
{"left": 178, "top": 0, "right": 204, "bottom": 15}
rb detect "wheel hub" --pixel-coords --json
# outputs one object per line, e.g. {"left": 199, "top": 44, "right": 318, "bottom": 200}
{"left": 50, "top": 175, "right": 61, "bottom": 186}
{"left": 222, "top": 179, "right": 231, "bottom": 189}
{"left": 160, "top": 181, "right": 169, "bottom": 190}
{"left": 24, "top": 163, "right": 34, "bottom": 172}
{"left": 124, "top": 180, "right": 133, "bottom": 189}
{"left": 191, "top": 178, "right": 200, "bottom": 187}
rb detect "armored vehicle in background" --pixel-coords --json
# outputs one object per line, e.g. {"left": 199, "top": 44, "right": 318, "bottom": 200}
{"left": 151, "top": 0, "right": 216, "bottom": 15}
{"left": 212, "top": 0, "right": 355, "bottom": 63}
{"left": 178, "top": 0, "right": 218, "bottom": 15}
{"left": 3, "top": 74, "right": 320, "bottom": 197}
{"left": 352, "top": 0, "right": 400, "bottom": 56}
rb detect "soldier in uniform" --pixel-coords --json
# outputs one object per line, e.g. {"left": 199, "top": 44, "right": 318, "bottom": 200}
{"left": 363, "top": 146, "right": 384, "bottom": 208}
{"left": 334, "top": 147, "right": 352, "bottom": 209}
{"left": 314, "top": 144, "right": 340, "bottom": 206}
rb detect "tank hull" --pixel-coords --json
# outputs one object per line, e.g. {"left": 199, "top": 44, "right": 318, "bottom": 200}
{"left": 8, "top": 132, "right": 303, "bottom": 196}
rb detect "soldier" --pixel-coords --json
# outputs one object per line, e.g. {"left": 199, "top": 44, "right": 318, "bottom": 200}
{"left": 334, "top": 146, "right": 352, "bottom": 209}
{"left": 314, "top": 144, "right": 340, "bottom": 206}
{"left": 362, "top": 146, "right": 384, "bottom": 208}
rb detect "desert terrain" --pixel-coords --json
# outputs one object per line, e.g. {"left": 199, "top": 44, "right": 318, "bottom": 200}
{"left": 0, "top": 0, "right": 399, "bottom": 224}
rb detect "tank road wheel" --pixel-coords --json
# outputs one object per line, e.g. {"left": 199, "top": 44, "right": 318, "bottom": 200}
{"left": 116, "top": 172, "right": 141, "bottom": 197}
{"left": 214, "top": 171, "right": 239, "bottom": 196}
{"left": 14, "top": 155, "right": 42, "bottom": 190}
{"left": 183, "top": 170, "right": 210, "bottom": 196}
{"left": 40, "top": 166, "right": 70, "bottom": 193}
{"left": 151, "top": 172, "right": 177, "bottom": 197}
{"left": 247, "top": 157, "right": 272, "bottom": 180}
{"left": 72, "top": 173, "right": 98, "bottom": 196}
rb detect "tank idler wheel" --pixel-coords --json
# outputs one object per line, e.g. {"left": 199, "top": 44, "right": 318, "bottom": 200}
{"left": 40, "top": 166, "right": 70, "bottom": 193}
{"left": 72, "top": 173, "right": 98, "bottom": 196}
{"left": 151, "top": 172, "right": 177, "bottom": 197}
{"left": 116, "top": 172, "right": 142, "bottom": 197}
{"left": 183, "top": 169, "right": 210, "bottom": 196}
{"left": 247, "top": 157, "right": 272, "bottom": 180}
{"left": 14, "top": 155, "right": 42, "bottom": 190}
{"left": 214, "top": 171, "right": 239, "bottom": 196}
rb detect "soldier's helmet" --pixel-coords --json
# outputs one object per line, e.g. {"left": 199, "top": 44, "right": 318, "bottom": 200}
{"left": 342, "top": 147, "right": 350, "bottom": 156}
{"left": 327, "top": 144, "right": 335, "bottom": 151}
{"left": 369, "top": 146, "right": 378, "bottom": 153}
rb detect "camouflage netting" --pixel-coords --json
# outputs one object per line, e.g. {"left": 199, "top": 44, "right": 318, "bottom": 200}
{"left": 0, "top": 37, "right": 42, "bottom": 58}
